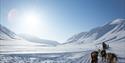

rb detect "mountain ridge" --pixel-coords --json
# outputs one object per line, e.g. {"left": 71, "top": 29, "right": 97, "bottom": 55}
{"left": 66, "top": 19, "right": 125, "bottom": 44}
{"left": 0, "top": 24, "right": 60, "bottom": 46}
{"left": 18, "top": 34, "right": 60, "bottom": 46}
{"left": 0, "top": 24, "right": 19, "bottom": 40}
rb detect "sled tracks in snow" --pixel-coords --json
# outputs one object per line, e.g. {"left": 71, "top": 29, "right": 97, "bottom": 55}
{"left": 73, "top": 51, "right": 91, "bottom": 63}
{"left": 118, "top": 57, "right": 125, "bottom": 63}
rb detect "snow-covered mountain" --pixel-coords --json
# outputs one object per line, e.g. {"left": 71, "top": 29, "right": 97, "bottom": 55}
{"left": 66, "top": 19, "right": 125, "bottom": 44}
{"left": 19, "top": 34, "right": 60, "bottom": 46}
{"left": 0, "top": 24, "right": 59, "bottom": 46}
{"left": 0, "top": 24, "right": 46, "bottom": 53}
{"left": 0, "top": 24, "right": 62, "bottom": 54}
{"left": 0, "top": 24, "right": 19, "bottom": 40}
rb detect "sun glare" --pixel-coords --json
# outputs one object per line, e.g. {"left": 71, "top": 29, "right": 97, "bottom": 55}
{"left": 12, "top": 9, "right": 50, "bottom": 37}
{"left": 19, "top": 10, "right": 41, "bottom": 36}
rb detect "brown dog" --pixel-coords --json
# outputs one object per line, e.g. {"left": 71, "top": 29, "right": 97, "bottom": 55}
{"left": 106, "top": 53, "right": 117, "bottom": 63}
{"left": 91, "top": 51, "right": 98, "bottom": 63}
{"left": 101, "top": 49, "right": 106, "bottom": 62}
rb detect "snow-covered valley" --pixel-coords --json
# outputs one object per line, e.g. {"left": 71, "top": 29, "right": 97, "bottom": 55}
{"left": 0, "top": 19, "right": 125, "bottom": 63}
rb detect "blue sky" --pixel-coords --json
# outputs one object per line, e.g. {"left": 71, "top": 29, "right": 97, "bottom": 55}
{"left": 0, "top": 0, "right": 125, "bottom": 43}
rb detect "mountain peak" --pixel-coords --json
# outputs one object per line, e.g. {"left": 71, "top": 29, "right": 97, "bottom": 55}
{"left": 110, "top": 19, "right": 125, "bottom": 25}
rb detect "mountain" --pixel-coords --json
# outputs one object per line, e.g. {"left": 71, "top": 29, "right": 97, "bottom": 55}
{"left": 0, "top": 24, "right": 60, "bottom": 46}
{"left": 0, "top": 24, "right": 45, "bottom": 53}
{"left": 0, "top": 24, "right": 20, "bottom": 40}
{"left": 0, "top": 24, "right": 60, "bottom": 54}
{"left": 66, "top": 19, "right": 125, "bottom": 44}
{"left": 18, "top": 34, "right": 60, "bottom": 46}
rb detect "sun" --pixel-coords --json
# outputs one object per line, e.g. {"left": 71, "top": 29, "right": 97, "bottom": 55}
{"left": 10, "top": 9, "right": 49, "bottom": 36}
{"left": 19, "top": 10, "right": 41, "bottom": 36}
{"left": 24, "top": 12, "right": 39, "bottom": 23}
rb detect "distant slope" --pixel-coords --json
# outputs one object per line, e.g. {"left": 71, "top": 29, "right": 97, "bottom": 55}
{"left": 0, "top": 24, "right": 60, "bottom": 54}
{"left": 0, "top": 24, "right": 48, "bottom": 53}
{"left": 19, "top": 34, "right": 60, "bottom": 46}
{"left": 0, "top": 24, "right": 60, "bottom": 46}
{"left": 0, "top": 24, "right": 20, "bottom": 40}
{"left": 66, "top": 19, "right": 125, "bottom": 44}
